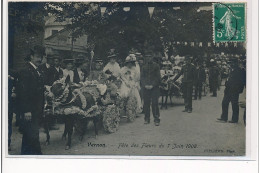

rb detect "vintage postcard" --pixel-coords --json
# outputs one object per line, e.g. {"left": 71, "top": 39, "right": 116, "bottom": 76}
{"left": 3, "top": 0, "right": 256, "bottom": 163}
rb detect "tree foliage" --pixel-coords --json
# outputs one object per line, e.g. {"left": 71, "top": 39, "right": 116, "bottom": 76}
{"left": 9, "top": 2, "right": 47, "bottom": 34}
{"left": 10, "top": 2, "right": 242, "bottom": 62}
{"left": 45, "top": 2, "right": 215, "bottom": 60}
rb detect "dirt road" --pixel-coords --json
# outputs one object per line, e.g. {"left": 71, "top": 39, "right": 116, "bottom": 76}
{"left": 8, "top": 86, "right": 246, "bottom": 156}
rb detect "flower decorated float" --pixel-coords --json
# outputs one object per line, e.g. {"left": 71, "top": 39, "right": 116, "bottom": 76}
{"left": 44, "top": 75, "right": 138, "bottom": 134}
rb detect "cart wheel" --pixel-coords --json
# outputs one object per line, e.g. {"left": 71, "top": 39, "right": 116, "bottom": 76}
{"left": 102, "top": 105, "right": 120, "bottom": 133}
{"left": 126, "top": 96, "right": 137, "bottom": 122}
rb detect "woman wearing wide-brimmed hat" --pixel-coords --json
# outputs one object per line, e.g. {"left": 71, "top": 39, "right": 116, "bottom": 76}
{"left": 103, "top": 52, "right": 121, "bottom": 78}
{"left": 120, "top": 55, "right": 142, "bottom": 114}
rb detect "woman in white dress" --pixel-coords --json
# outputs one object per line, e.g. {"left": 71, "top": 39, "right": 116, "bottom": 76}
{"left": 120, "top": 55, "right": 142, "bottom": 114}
{"left": 103, "top": 54, "right": 121, "bottom": 78}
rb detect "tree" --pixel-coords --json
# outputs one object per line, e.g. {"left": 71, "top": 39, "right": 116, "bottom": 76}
{"left": 9, "top": 2, "right": 48, "bottom": 69}
{"left": 45, "top": 2, "right": 220, "bottom": 62}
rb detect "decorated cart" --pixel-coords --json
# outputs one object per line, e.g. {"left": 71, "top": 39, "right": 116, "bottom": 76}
{"left": 44, "top": 77, "right": 138, "bottom": 134}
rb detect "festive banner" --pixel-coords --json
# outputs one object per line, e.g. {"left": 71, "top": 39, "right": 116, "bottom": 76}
{"left": 123, "top": 7, "right": 130, "bottom": 12}
{"left": 100, "top": 7, "right": 107, "bottom": 17}
{"left": 148, "top": 7, "right": 155, "bottom": 18}
{"left": 225, "top": 43, "right": 228, "bottom": 47}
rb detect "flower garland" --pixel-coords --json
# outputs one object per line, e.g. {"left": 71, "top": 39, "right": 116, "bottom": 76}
{"left": 81, "top": 85, "right": 100, "bottom": 101}
{"left": 56, "top": 86, "right": 70, "bottom": 103}
{"left": 73, "top": 89, "right": 87, "bottom": 109}
{"left": 102, "top": 104, "right": 120, "bottom": 133}
{"left": 126, "top": 95, "right": 137, "bottom": 122}
{"left": 55, "top": 104, "right": 101, "bottom": 118}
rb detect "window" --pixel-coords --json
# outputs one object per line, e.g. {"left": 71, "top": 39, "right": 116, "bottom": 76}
{"left": 51, "top": 30, "right": 59, "bottom": 35}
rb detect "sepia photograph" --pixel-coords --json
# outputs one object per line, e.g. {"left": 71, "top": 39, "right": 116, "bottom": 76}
{"left": 5, "top": 1, "right": 249, "bottom": 157}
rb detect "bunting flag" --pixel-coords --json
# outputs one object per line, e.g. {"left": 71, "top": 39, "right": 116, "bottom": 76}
{"left": 225, "top": 43, "right": 228, "bottom": 47}
{"left": 167, "top": 41, "right": 236, "bottom": 48}
{"left": 123, "top": 7, "right": 130, "bottom": 12}
{"left": 148, "top": 7, "right": 155, "bottom": 18}
{"left": 100, "top": 7, "right": 107, "bottom": 17}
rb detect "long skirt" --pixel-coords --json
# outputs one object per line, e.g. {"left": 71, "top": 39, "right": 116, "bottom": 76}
{"left": 133, "top": 87, "right": 142, "bottom": 113}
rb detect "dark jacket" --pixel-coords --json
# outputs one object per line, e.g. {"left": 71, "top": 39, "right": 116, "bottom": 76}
{"left": 49, "top": 66, "right": 63, "bottom": 85}
{"left": 73, "top": 68, "right": 87, "bottom": 84}
{"left": 38, "top": 63, "right": 52, "bottom": 86}
{"left": 16, "top": 63, "right": 44, "bottom": 121}
{"left": 8, "top": 69, "right": 18, "bottom": 113}
{"left": 174, "top": 63, "right": 196, "bottom": 83}
{"left": 141, "top": 62, "right": 161, "bottom": 88}
{"left": 225, "top": 67, "right": 245, "bottom": 94}
{"left": 195, "top": 67, "right": 206, "bottom": 84}
{"left": 209, "top": 66, "right": 219, "bottom": 85}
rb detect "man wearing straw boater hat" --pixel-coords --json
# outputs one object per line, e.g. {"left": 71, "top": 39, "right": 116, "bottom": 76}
{"left": 50, "top": 54, "right": 63, "bottom": 84}
{"left": 16, "top": 45, "right": 45, "bottom": 154}
{"left": 63, "top": 58, "right": 75, "bottom": 82}
{"left": 41, "top": 54, "right": 63, "bottom": 86}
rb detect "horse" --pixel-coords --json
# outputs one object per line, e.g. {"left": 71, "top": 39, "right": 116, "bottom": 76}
{"left": 44, "top": 77, "right": 100, "bottom": 150}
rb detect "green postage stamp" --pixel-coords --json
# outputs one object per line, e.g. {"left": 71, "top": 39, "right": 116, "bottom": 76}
{"left": 213, "top": 3, "right": 246, "bottom": 42}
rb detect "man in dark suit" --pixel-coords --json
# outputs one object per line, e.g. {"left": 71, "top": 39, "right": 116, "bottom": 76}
{"left": 194, "top": 62, "right": 206, "bottom": 100}
{"left": 17, "top": 45, "right": 45, "bottom": 155}
{"left": 209, "top": 59, "right": 220, "bottom": 97}
{"left": 38, "top": 56, "right": 53, "bottom": 86}
{"left": 8, "top": 69, "right": 18, "bottom": 151}
{"left": 217, "top": 57, "right": 245, "bottom": 123}
{"left": 173, "top": 55, "right": 196, "bottom": 113}
{"left": 49, "top": 55, "right": 63, "bottom": 84}
{"left": 141, "top": 50, "right": 161, "bottom": 126}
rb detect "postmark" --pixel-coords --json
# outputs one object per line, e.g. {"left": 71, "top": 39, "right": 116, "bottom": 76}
{"left": 213, "top": 3, "right": 246, "bottom": 42}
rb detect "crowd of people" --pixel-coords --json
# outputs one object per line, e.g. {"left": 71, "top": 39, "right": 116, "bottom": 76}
{"left": 8, "top": 45, "right": 246, "bottom": 154}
